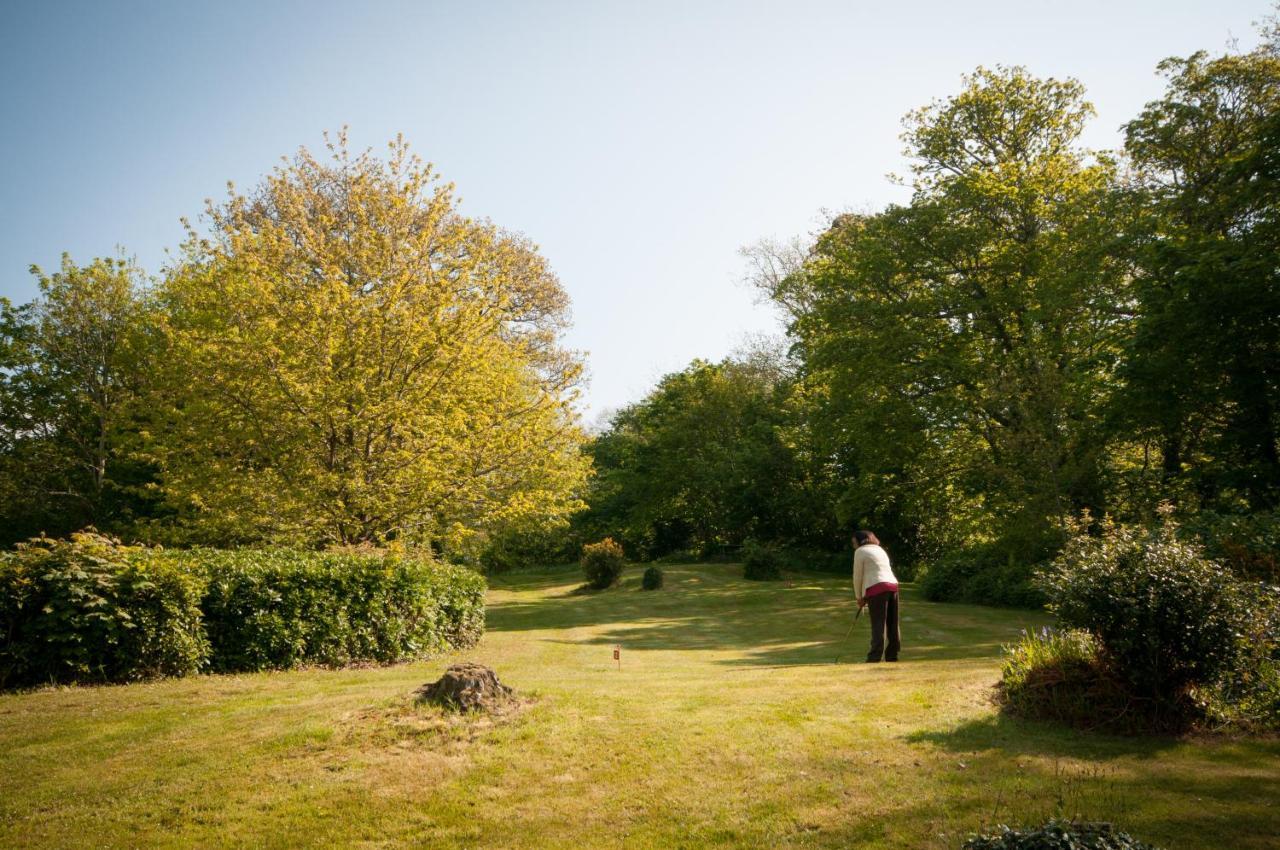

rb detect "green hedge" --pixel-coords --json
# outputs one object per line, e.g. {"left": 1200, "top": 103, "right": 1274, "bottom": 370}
{"left": 0, "top": 532, "right": 208, "bottom": 689}
{"left": 0, "top": 534, "right": 486, "bottom": 688}
{"left": 183, "top": 549, "right": 486, "bottom": 673}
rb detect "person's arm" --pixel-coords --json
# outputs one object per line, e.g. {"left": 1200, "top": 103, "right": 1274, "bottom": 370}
{"left": 853, "top": 549, "right": 866, "bottom": 606}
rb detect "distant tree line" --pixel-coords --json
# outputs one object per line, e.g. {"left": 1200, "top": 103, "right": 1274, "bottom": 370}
{"left": 0, "top": 134, "right": 589, "bottom": 556}
{"left": 577, "top": 26, "right": 1280, "bottom": 599}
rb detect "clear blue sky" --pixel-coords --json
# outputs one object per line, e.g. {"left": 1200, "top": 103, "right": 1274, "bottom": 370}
{"left": 1, "top": 0, "right": 1272, "bottom": 419}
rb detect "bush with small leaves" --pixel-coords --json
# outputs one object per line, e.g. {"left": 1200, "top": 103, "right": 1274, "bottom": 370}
{"left": 1197, "top": 581, "right": 1280, "bottom": 732}
{"left": 1036, "top": 514, "right": 1262, "bottom": 725}
{"left": 742, "top": 539, "right": 783, "bottom": 581}
{"left": 964, "top": 819, "right": 1162, "bottom": 850}
{"left": 581, "top": 538, "right": 625, "bottom": 589}
{"left": 641, "top": 565, "right": 664, "bottom": 590}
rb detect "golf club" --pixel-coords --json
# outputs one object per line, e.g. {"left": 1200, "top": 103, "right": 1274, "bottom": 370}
{"left": 834, "top": 604, "right": 863, "bottom": 663}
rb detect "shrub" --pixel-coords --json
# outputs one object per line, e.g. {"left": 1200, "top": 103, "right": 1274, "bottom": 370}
{"left": 0, "top": 532, "right": 208, "bottom": 689}
{"left": 1183, "top": 510, "right": 1280, "bottom": 584}
{"left": 742, "top": 539, "right": 783, "bottom": 581}
{"left": 964, "top": 819, "right": 1162, "bottom": 850}
{"left": 1036, "top": 515, "right": 1258, "bottom": 723}
{"left": 641, "top": 565, "right": 664, "bottom": 590}
{"left": 774, "top": 547, "right": 858, "bottom": 576}
{"left": 920, "top": 545, "right": 1045, "bottom": 608}
{"left": 1197, "top": 581, "right": 1280, "bottom": 732}
{"left": 581, "top": 538, "right": 625, "bottom": 589}
{"left": 0, "top": 537, "right": 486, "bottom": 688}
{"left": 997, "top": 627, "right": 1138, "bottom": 732}
{"left": 184, "top": 549, "right": 485, "bottom": 673}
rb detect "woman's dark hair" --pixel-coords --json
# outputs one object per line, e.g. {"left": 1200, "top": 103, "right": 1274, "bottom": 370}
{"left": 853, "top": 530, "right": 880, "bottom": 547}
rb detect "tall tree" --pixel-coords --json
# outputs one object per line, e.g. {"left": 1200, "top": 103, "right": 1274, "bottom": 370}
{"left": 1121, "top": 42, "right": 1280, "bottom": 510}
{"left": 151, "top": 134, "right": 589, "bottom": 548}
{"left": 581, "top": 354, "right": 832, "bottom": 557}
{"left": 772, "top": 67, "right": 1130, "bottom": 561}
{"left": 0, "top": 256, "right": 154, "bottom": 543}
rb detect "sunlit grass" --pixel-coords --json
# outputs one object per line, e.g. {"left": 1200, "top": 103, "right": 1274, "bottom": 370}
{"left": 1, "top": 563, "right": 1276, "bottom": 848}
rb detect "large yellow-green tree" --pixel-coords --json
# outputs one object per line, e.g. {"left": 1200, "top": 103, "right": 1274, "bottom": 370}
{"left": 151, "top": 134, "right": 589, "bottom": 548}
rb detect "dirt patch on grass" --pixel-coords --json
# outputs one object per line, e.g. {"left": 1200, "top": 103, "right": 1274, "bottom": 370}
{"left": 341, "top": 688, "right": 535, "bottom": 753}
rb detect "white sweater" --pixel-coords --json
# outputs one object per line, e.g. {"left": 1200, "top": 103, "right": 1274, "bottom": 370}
{"left": 853, "top": 544, "right": 897, "bottom": 600}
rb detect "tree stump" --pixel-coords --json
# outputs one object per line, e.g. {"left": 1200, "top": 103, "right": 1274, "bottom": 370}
{"left": 416, "top": 662, "right": 515, "bottom": 712}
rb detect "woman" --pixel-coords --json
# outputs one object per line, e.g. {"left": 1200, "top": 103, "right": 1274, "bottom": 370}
{"left": 853, "top": 530, "right": 900, "bottom": 663}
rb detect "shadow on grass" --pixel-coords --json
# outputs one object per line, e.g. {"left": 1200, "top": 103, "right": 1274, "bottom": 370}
{"left": 486, "top": 563, "right": 1048, "bottom": 667}
{"left": 908, "top": 710, "right": 1280, "bottom": 764}
{"left": 799, "top": 724, "right": 1280, "bottom": 850}
{"left": 483, "top": 566, "right": 584, "bottom": 594}
{"left": 905, "top": 711, "right": 1187, "bottom": 759}
{"left": 892, "top": 712, "right": 1280, "bottom": 849}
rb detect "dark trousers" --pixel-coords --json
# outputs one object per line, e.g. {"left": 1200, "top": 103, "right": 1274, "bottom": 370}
{"left": 866, "top": 592, "right": 901, "bottom": 662}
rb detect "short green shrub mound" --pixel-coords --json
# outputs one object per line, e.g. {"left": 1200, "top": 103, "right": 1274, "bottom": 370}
{"left": 184, "top": 549, "right": 485, "bottom": 673}
{"left": 641, "top": 565, "right": 664, "bottom": 590}
{"left": 581, "top": 538, "right": 625, "bottom": 589}
{"left": 0, "top": 532, "right": 208, "bottom": 689}
{"left": 964, "top": 819, "right": 1162, "bottom": 850}
{"left": 742, "top": 539, "right": 783, "bottom": 581}
{"left": 771, "top": 546, "right": 862, "bottom": 577}
{"left": 998, "top": 627, "right": 1137, "bottom": 733}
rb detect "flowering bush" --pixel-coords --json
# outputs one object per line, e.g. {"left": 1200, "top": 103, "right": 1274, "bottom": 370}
{"left": 581, "top": 538, "right": 626, "bottom": 589}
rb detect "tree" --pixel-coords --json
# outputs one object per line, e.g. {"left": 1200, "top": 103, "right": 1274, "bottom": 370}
{"left": 770, "top": 67, "right": 1131, "bottom": 562}
{"left": 580, "top": 353, "right": 835, "bottom": 558}
{"left": 149, "top": 134, "right": 589, "bottom": 548}
{"left": 1120, "top": 43, "right": 1280, "bottom": 510}
{"left": 0, "top": 257, "right": 154, "bottom": 544}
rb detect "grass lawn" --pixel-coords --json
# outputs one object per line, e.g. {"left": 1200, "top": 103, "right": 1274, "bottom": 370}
{"left": 1, "top": 563, "right": 1277, "bottom": 849}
